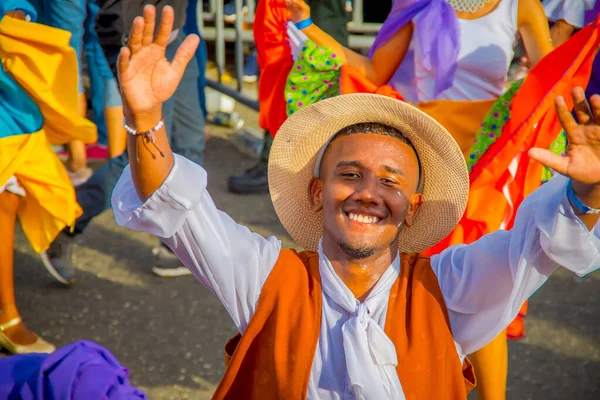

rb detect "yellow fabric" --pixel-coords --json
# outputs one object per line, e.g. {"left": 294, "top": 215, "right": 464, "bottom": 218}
{"left": 0, "top": 16, "right": 95, "bottom": 252}
{"left": 0, "top": 132, "right": 83, "bottom": 253}
{"left": 0, "top": 16, "right": 96, "bottom": 145}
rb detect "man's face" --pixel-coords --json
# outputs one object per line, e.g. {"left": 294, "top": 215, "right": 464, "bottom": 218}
{"left": 310, "top": 133, "right": 423, "bottom": 259}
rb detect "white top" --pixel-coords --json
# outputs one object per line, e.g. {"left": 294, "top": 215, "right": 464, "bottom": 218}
{"left": 112, "top": 155, "right": 600, "bottom": 400}
{"left": 409, "top": 0, "right": 519, "bottom": 102}
{"left": 543, "top": 0, "right": 597, "bottom": 28}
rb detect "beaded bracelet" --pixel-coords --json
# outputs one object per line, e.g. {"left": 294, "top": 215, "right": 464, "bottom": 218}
{"left": 123, "top": 118, "right": 165, "bottom": 160}
{"left": 294, "top": 18, "right": 313, "bottom": 30}
{"left": 567, "top": 179, "right": 600, "bottom": 215}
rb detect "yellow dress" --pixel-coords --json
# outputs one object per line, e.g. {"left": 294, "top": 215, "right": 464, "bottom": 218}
{"left": 0, "top": 15, "right": 97, "bottom": 253}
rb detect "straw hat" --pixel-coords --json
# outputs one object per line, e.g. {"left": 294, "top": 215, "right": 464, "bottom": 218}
{"left": 268, "top": 93, "right": 469, "bottom": 253}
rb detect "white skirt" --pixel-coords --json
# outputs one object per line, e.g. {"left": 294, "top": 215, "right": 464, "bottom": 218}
{"left": 0, "top": 176, "right": 26, "bottom": 197}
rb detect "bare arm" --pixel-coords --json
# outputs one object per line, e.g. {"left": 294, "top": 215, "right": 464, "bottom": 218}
{"left": 550, "top": 19, "right": 576, "bottom": 47}
{"left": 285, "top": 0, "right": 413, "bottom": 86}
{"left": 518, "top": 0, "right": 554, "bottom": 66}
{"left": 117, "top": 5, "right": 199, "bottom": 200}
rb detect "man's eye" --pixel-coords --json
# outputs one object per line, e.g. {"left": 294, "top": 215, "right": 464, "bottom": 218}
{"left": 341, "top": 173, "right": 360, "bottom": 179}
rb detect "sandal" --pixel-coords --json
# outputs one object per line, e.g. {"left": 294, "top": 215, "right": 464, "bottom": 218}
{"left": 0, "top": 317, "right": 56, "bottom": 354}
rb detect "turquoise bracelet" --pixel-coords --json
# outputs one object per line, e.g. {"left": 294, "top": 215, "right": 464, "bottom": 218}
{"left": 294, "top": 18, "right": 313, "bottom": 30}
{"left": 567, "top": 179, "right": 600, "bottom": 214}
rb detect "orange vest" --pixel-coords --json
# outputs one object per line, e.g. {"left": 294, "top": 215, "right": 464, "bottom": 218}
{"left": 213, "top": 249, "right": 476, "bottom": 399}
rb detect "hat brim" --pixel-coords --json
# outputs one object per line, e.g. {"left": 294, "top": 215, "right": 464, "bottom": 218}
{"left": 268, "top": 93, "right": 469, "bottom": 253}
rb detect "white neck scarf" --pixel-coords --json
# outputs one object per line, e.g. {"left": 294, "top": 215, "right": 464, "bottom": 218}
{"left": 318, "top": 242, "right": 405, "bottom": 400}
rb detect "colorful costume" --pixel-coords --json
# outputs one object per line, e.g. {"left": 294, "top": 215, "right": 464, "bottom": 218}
{"left": 0, "top": 1, "right": 96, "bottom": 252}
{"left": 281, "top": 0, "right": 600, "bottom": 339}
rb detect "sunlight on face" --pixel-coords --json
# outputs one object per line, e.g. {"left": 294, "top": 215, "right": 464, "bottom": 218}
{"left": 310, "top": 133, "right": 422, "bottom": 259}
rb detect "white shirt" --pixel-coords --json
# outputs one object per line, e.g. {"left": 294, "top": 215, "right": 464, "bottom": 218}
{"left": 112, "top": 155, "right": 600, "bottom": 399}
{"left": 414, "top": 0, "right": 518, "bottom": 102}
{"left": 543, "top": 0, "right": 597, "bottom": 28}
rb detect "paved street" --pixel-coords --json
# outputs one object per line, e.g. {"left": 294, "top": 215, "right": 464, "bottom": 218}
{"left": 11, "top": 104, "right": 600, "bottom": 399}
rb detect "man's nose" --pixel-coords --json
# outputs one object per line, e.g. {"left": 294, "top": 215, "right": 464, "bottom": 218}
{"left": 354, "top": 175, "right": 381, "bottom": 204}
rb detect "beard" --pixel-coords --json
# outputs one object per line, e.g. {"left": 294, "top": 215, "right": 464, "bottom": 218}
{"left": 338, "top": 240, "right": 376, "bottom": 260}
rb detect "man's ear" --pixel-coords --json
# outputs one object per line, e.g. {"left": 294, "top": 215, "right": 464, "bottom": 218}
{"left": 309, "top": 177, "right": 324, "bottom": 212}
{"left": 403, "top": 193, "right": 423, "bottom": 227}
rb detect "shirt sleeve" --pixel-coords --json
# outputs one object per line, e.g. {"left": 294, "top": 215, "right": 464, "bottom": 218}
{"left": 543, "top": 0, "right": 596, "bottom": 28}
{"left": 111, "top": 155, "right": 282, "bottom": 334}
{"left": 431, "top": 175, "right": 600, "bottom": 356}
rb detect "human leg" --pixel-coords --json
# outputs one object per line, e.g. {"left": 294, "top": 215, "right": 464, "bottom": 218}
{"left": 470, "top": 331, "right": 508, "bottom": 400}
{"left": 183, "top": 0, "right": 208, "bottom": 117}
{"left": 228, "top": 132, "right": 271, "bottom": 194}
{"left": 44, "top": 0, "right": 92, "bottom": 179}
{"left": 40, "top": 152, "right": 130, "bottom": 284}
{"left": 165, "top": 32, "right": 205, "bottom": 166}
{"left": 0, "top": 190, "right": 55, "bottom": 354}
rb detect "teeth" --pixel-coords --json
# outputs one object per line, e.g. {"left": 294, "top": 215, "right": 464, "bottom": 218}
{"left": 349, "top": 213, "right": 378, "bottom": 224}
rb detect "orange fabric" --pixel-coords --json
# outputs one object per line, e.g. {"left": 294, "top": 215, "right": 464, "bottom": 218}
{"left": 340, "top": 64, "right": 405, "bottom": 101}
{"left": 215, "top": 250, "right": 475, "bottom": 399}
{"left": 340, "top": 65, "right": 493, "bottom": 158}
{"left": 426, "top": 19, "right": 600, "bottom": 255}
{"left": 417, "top": 99, "right": 494, "bottom": 158}
{"left": 214, "top": 250, "right": 322, "bottom": 399}
{"left": 254, "top": 0, "right": 293, "bottom": 136}
{"left": 507, "top": 301, "right": 528, "bottom": 340}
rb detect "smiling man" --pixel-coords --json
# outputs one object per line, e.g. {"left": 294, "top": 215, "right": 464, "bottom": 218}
{"left": 111, "top": 6, "right": 600, "bottom": 399}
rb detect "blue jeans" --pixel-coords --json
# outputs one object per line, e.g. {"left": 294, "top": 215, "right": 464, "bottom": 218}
{"left": 73, "top": 32, "right": 205, "bottom": 234}
{"left": 184, "top": 0, "right": 208, "bottom": 117}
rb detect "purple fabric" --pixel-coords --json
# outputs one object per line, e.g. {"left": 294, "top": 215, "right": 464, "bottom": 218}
{"left": 369, "top": 0, "right": 460, "bottom": 97}
{"left": 0, "top": 340, "right": 147, "bottom": 399}
{"left": 584, "top": 2, "right": 600, "bottom": 25}
{"left": 585, "top": 8, "right": 600, "bottom": 99}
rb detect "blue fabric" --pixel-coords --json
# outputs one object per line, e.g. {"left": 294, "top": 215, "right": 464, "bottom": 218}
{"left": 0, "top": 341, "right": 146, "bottom": 399}
{"left": 41, "top": 0, "right": 87, "bottom": 93}
{"left": 184, "top": 0, "right": 208, "bottom": 117}
{"left": 0, "top": 0, "right": 38, "bottom": 20}
{"left": 0, "top": 68, "right": 43, "bottom": 138}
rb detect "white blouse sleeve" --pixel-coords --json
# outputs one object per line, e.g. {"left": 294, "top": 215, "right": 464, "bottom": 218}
{"left": 431, "top": 175, "right": 600, "bottom": 355}
{"left": 111, "top": 155, "right": 282, "bottom": 334}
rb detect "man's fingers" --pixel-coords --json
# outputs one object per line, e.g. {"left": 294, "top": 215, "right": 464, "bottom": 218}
{"left": 141, "top": 5, "right": 156, "bottom": 46}
{"left": 590, "top": 94, "right": 600, "bottom": 122}
{"left": 555, "top": 95, "right": 578, "bottom": 134}
{"left": 129, "top": 17, "right": 144, "bottom": 54}
{"left": 117, "top": 47, "right": 131, "bottom": 80}
{"left": 170, "top": 34, "right": 200, "bottom": 77}
{"left": 528, "top": 148, "right": 568, "bottom": 175}
{"left": 572, "top": 87, "right": 594, "bottom": 125}
{"left": 155, "top": 6, "right": 175, "bottom": 47}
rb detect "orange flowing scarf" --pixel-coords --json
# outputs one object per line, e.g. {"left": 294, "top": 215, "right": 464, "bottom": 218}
{"left": 340, "top": 18, "right": 600, "bottom": 254}
{"left": 427, "top": 17, "right": 600, "bottom": 253}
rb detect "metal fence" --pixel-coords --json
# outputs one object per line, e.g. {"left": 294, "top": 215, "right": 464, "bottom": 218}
{"left": 198, "top": 0, "right": 382, "bottom": 111}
